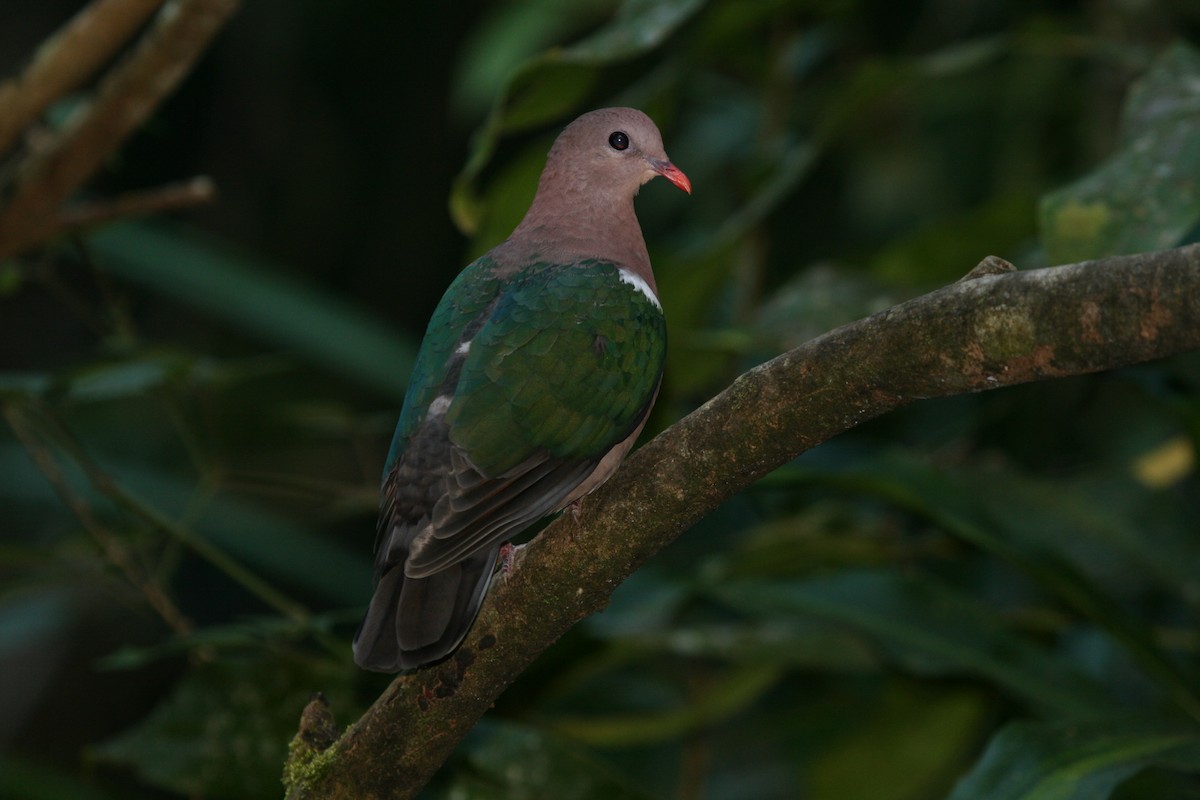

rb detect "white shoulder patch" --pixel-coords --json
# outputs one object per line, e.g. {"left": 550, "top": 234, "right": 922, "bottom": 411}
{"left": 426, "top": 394, "right": 452, "bottom": 419}
{"left": 618, "top": 268, "right": 662, "bottom": 310}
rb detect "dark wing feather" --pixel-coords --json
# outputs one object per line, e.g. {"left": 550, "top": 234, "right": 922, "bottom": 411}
{"left": 405, "top": 452, "right": 598, "bottom": 577}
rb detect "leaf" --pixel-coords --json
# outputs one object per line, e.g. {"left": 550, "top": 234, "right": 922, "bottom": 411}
{"left": 449, "top": 720, "right": 655, "bottom": 800}
{"left": 752, "top": 263, "right": 896, "bottom": 353}
{"left": 967, "top": 466, "right": 1200, "bottom": 618}
{"left": 90, "top": 654, "right": 356, "bottom": 799}
{"left": 107, "top": 463, "right": 373, "bottom": 607}
{"left": 546, "top": 662, "right": 782, "bottom": 746}
{"left": 1, "top": 431, "right": 371, "bottom": 608}
{"left": 766, "top": 450, "right": 1200, "bottom": 719}
{"left": 1040, "top": 43, "right": 1200, "bottom": 263}
{"left": 0, "top": 752, "right": 122, "bottom": 800}
{"left": 450, "top": 0, "right": 708, "bottom": 232}
{"left": 810, "top": 683, "right": 988, "bottom": 800}
{"left": 452, "top": 0, "right": 612, "bottom": 118}
{"left": 714, "top": 571, "right": 1112, "bottom": 717}
{"left": 558, "top": 0, "right": 707, "bottom": 64}
{"left": 947, "top": 717, "right": 1200, "bottom": 800}
{"left": 54, "top": 348, "right": 268, "bottom": 402}
{"left": 1130, "top": 435, "right": 1195, "bottom": 489}
{"left": 0, "top": 588, "right": 74, "bottom": 656}
{"left": 868, "top": 192, "right": 1037, "bottom": 286}
{"left": 96, "top": 611, "right": 357, "bottom": 670}
{"left": 86, "top": 221, "right": 416, "bottom": 397}
{"left": 624, "top": 621, "right": 880, "bottom": 673}
{"left": 0, "top": 371, "right": 52, "bottom": 397}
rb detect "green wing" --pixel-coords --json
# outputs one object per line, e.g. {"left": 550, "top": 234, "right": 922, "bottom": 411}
{"left": 446, "top": 259, "right": 666, "bottom": 476}
{"left": 398, "top": 258, "right": 666, "bottom": 576}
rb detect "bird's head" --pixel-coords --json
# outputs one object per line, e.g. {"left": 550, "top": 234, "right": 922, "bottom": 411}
{"left": 545, "top": 107, "right": 691, "bottom": 199}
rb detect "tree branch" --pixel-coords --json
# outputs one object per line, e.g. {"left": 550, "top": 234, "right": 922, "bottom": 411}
{"left": 285, "top": 245, "right": 1200, "bottom": 799}
{"left": 0, "top": 0, "right": 164, "bottom": 157}
{"left": 0, "top": 0, "right": 240, "bottom": 260}
{"left": 56, "top": 175, "right": 216, "bottom": 231}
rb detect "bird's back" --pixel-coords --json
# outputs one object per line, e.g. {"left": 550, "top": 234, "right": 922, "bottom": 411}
{"left": 354, "top": 255, "right": 667, "bottom": 671}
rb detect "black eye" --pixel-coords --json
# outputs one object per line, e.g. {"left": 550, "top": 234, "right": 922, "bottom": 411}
{"left": 608, "top": 131, "right": 630, "bottom": 151}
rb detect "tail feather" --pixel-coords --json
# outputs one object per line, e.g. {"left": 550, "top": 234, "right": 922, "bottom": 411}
{"left": 353, "top": 548, "right": 498, "bottom": 672}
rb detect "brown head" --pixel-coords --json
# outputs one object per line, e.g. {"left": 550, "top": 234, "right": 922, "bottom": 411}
{"left": 498, "top": 107, "right": 690, "bottom": 283}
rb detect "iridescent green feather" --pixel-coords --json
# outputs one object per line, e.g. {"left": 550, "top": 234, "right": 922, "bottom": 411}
{"left": 383, "top": 257, "right": 666, "bottom": 481}
{"left": 447, "top": 259, "right": 665, "bottom": 477}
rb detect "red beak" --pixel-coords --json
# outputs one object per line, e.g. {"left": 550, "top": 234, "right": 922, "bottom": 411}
{"left": 652, "top": 160, "right": 692, "bottom": 194}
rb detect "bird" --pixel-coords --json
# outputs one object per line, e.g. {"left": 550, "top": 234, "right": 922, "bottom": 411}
{"left": 353, "top": 107, "right": 691, "bottom": 672}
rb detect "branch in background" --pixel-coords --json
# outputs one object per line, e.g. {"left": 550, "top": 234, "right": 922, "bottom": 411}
{"left": 0, "top": 0, "right": 240, "bottom": 260}
{"left": 284, "top": 244, "right": 1200, "bottom": 799}
{"left": 3, "top": 404, "right": 193, "bottom": 637}
{"left": 57, "top": 175, "right": 217, "bottom": 232}
{"left": 0, "top": 0, "right": 164, "bottom": 156}
{"left": 2, "top": 399, "right": 310, "bottom": 626}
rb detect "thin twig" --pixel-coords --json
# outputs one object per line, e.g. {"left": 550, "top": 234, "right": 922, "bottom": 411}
{"left": 57, "top": 176, "right": 217, "bottom": 232}
{"left": 17, "top": 402, "right": 311, "bottom": 623}
{"left": 3, "top": 403, "right": 192, "bottom": 635}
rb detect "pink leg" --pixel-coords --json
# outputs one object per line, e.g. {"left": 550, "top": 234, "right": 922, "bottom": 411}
{"left": 498, "top": 542, "right": 526, "bottom": 582}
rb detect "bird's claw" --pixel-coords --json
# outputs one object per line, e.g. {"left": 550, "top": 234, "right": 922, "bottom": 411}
{"left": 498, "top": 542, "right": 526, "bottom": 583}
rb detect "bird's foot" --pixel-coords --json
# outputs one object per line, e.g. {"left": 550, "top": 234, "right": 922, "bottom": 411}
{"left": 565, "top": 499, "right": 585, "bottom": 542}
{"left": 498, "top": 542, "right": 526, "bottom": 582}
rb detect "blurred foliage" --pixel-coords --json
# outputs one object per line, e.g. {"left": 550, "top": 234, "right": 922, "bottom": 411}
{"left": 3, "top": 0, "right": 1200, "bottom": 799}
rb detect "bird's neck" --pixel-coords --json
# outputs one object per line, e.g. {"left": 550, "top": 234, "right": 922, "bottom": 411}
{"left": 498, "top": 180, "right": 656, "bottom": 291}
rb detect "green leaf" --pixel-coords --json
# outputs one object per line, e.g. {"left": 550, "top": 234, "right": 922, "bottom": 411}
{"left": 1040, "top": 43, "right": 1200, "bottom": 263}
{"left": 766, "top": 451, "right": 1200, "bottom": 721}
{"left": 0, "top": 432, "right": 370, "bottom": 608}
{"left": 0, "top": 260, "right": 23, "bottom": 295}
{"left": 0, "top": 589, "right": 73, "bottom": 657}
{"left": 86, "top": 221, "right": 415, "bottom": 397}
{"left": 624, "top": 620, "right": 880, "bottom": 673}
{"left": 557, "top": 0, "right": 706, "bottom": 63}
{"left": 546, "top": 662, "right": 782, "bottom": 746}
{"left": 449, "top": 720, "right": 655, "bottom": 799}
{"left": 451, "top": 0, "right": 707, "bottom": 232}
{"left": 0, "top": 371, "right": 52, "bottom": 398}
{"left": 967, "top": 467, "right": 1200, "bottom": 620}
{"left": 811, "top": 683, "right": 988, "bottom": 800}
{"left": 53, "top": 349, "right": 247, "bottom": 402}
{"left": 948, "top": 717, "right": 1200, "bottom": 800}
{"left": 108, "top": 463, "right": 373, "bottom": 607}
{"left": 714, "top": 571, "right": 1112, "bottom": 717}
{"left": 90, "top": 654, "right": 356, "bottom": 799}
{"left": 751, "top": 263, "right": 896, "bottom": 353}
{"left": 96, "top": 611, "right": 357, "bottom": 670}
{"left": 869, "top": 192, "right": 1036, "bottom": 286}
{"left": 0, "top": 752, "right": 122, "bottom": 800}
{"left": 451, "top": 0, "right": 612, "bottom": 118}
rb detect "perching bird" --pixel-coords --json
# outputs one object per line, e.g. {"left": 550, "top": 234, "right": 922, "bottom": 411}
{"left": 353, "top": 107, "right": 691, "bottom": 672}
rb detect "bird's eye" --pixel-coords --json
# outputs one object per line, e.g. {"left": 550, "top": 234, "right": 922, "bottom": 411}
{"left": 608, "top": 131, "right": 630, "bottom": 151}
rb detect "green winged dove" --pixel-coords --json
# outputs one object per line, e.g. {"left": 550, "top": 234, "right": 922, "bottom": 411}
{"left": 354, "top": 107, "right": 690, "bottom": 671}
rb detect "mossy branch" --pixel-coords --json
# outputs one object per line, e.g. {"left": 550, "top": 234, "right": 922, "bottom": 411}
{"left": 285, "top": 244, "right": 1200, "bottom": 798}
